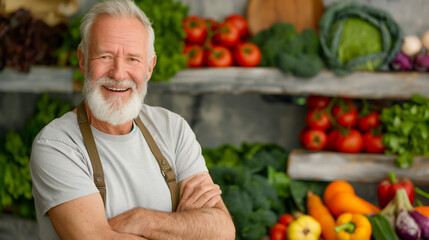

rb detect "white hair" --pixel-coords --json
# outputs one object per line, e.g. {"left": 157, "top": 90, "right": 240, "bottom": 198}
{"left": 78, "top": 0, "right": 155, "bottom": 66}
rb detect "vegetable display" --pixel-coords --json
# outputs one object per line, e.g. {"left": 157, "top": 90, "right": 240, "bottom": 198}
{"left": 380, "top": 94, "right": 429, "bottom": 168}
{"left": 377, "top": 172, "right": 415, "bottom": 209}
{"left": 0, "top": 9, "right": 64, "bottom": 72}
{"left": 286, "top": 215, "right": 321, "bottom": 240}
{"left": 203, "top": 143, "right": 289, "bottom": 240}
{"left": 323, "top": 180, "right": 380, "bottom": 217}
{"left": 334, "top": 213, "right": 372, "bottom": 240}
{"left": 0, "top": 94, "right": 73, "bottom": 219}
{"left": 250, "top": 22, "right": 323, "bottom": 78}
{"left": 134, "top": 0, "right": 188, "bottom": 82}
{"left": 319, "top": 1, "right": 403, "bottom": 75}
{"left": 182, "top": 14, "right": 261, "bottom": 68}
{"left": 306, "top": 190, "right": 336, "bottom": 240}
{"left": 300, "top": 95, "right": 386, "bottom": 154}
{"left": 379, "top": 188, "right": 429, "bottom": 240}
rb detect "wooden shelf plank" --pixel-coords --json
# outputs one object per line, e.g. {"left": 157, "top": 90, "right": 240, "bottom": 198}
{"left": 1, "top": 66, "right": 429, "bottom": 99}
{"left": 150, "top": 67, "right": 429, "bottom": 99}
{"left": 287, "top": 149, "right": 429, "bottom": 185}
{"left": 0, "top": 67, "right": 74, "bottom": 93}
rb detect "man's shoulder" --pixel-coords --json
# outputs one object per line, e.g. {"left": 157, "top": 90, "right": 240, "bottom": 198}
{"left": 35, "top": 111, "right": 80, "bottom": 142}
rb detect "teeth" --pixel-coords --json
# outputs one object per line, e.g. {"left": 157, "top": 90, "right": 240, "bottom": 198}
{"left": 106, "top": 87, "right": 129, "bottom": 92}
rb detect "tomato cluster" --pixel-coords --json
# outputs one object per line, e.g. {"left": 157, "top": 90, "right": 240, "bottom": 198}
{"left": 183, "top": 14, "right": 262, "bottom": 68}
{"left": 300, "top": 95, "right": 386, "bottom": 154}
{"left": 270, "top": 214, "right": 295, "bottom": 240}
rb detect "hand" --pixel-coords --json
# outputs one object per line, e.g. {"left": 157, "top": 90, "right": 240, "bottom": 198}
{"left": 177, "top": 173, "right": 222, "bottom": 212}
{"left": 108, "top": 208, "right": 149, "bottom": 237}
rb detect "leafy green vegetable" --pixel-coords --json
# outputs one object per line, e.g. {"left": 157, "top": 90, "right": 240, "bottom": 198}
{"left": 250, "top": 22, "right": 323, "bottom": 78}
{"left": 134, "top": 0, "right": 188, "bottom": 82}
{"left": 209, "top": 165, "right": 282, "bottom": 240}
{"left": 0, "top": 94, "right": 73, "bottom": 218}
{"left": 204, "top": 143, "right": 290, "bottom": 240}
{"left": 380, "top": 94, "right": 429, "bottom": 168}
{"left": 319, "top": 1, "right": 403, "bottom": 75}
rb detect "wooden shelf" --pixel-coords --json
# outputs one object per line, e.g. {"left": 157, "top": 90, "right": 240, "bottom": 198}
{"left": 2, "top": 66, "right": 429, "bottom": 100}
{"left": 151, "top": 67, "right": 429, "bottom": 99}
{"left": 287, "top": 149, "right": 429, "bottom": 185}
{"left": 0, "top": 67, "right": 74, "bottom": 93}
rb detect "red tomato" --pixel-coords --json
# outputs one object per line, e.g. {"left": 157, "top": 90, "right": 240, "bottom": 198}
{"left": 233, "top": 42, "right": 261, "bottom": 67}
{"left": 206, "top": 46, "right": 233, "bottom": 67}
{"left": 357, "top": 112, "right": 380, "bottom": 132}
{"left": 183, "top": 16, "right": 207, "bottom": 44}
{"left": 279, "top": 214, "right": 295, "bottom": 228}
{"left": 300, "top": 129, "right": 328, "bottom": 150}
{"left": 306, "top": 95, "right": 331, "bottom": 109}
{"left": 336, "top": 129, "right": 364, "bottom": 153}
{"left": 183, "top": 44, "right": 204, "bottom": 67}
{"left": 214, "top": 21, "right": 240, "bottom": 48}
{"left": 305, "top": 109, "right": 331, "bottom": 131}
{"left": 205, "top": 18, "right": 219, "bottom": 31}
{"left": 332, "top": 100, "right": 358, "bottom": 128}
{"left": 363, "top": 132, "right": 386, "bottom": 153}
{"left": 270, "top": 223, "right": 286, "bottom": 240}
{"left": 225, "top": 14, "right": 249, "bottom": 40}
{"left": 327, "top": 129, "right": 340, "bottom": 151}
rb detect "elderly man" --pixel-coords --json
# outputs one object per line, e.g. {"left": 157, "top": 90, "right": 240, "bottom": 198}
{"left": 29, "top": 0, "right": 235, "bottom": 239}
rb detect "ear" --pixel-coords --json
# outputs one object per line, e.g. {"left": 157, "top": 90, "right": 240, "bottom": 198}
{"left": 77, "top": 47, "right": 85, "bottom": 75}
{"left": 146, "top": 55, "right": 157, "bottom": 81}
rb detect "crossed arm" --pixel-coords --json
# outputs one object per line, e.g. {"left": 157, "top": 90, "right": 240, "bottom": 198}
{"left": 48, "top": 172, "right": 235, "bottom": 240}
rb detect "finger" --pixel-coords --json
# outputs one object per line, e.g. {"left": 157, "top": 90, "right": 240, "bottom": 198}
{"left": 203, "top": 195, "right": 221, "bottom": 208}
{"left": 178, "top": 188, "right": 221, "bottom": 211}
{"left": 188, "top": 186, "right": 222, "bottom": 208}
{"left": 180, "top": 174, "right": 207, "bottom": 200}
{"left": 186, "top": 183, "right": 220, "bottom": 204}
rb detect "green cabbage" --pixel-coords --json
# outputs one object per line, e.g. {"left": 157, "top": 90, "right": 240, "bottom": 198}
{"left": 320, "top": 1, "right": 403, "bottom": 75}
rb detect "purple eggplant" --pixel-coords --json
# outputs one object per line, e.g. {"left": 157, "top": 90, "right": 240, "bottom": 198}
{"left": 414, "top": 53, "right": 429, "bottom": 72}
{"left": 410, "top": 210, "right": 429, "bottom": 240}
{"left": 389, "top": 52, "right": 413, "bottom": 71}
{"left": 396, "top": 208, "right": 421, "bottom": 240}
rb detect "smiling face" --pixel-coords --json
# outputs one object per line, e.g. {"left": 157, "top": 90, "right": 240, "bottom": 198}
{"left": 79, "top": 14, "right": 156, "bottom": 126}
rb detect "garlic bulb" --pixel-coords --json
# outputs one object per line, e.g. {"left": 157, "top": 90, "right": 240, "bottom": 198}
{"left": 401, "top": 35, "right": 423, "bottom": 56}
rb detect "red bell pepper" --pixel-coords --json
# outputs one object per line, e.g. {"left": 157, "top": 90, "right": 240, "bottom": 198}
{"left": 377, "top": 172, "right": 415, "bottom": 209}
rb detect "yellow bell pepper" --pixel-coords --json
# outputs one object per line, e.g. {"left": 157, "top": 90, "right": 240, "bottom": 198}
{"left": 334, "top": 213, "right": 372, "bottom": 240}
{"left": 287, "top": 215, "right": 321, "bottom": 240}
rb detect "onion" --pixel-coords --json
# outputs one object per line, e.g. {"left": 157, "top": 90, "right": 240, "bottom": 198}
{"left": 402, "top": 35, "right": 423, "bottom": 56}
{"left": 389, "top": 52, "right": 413, "bottom": 71}
{"left": 414, "top": 53, "right": 429, "bottom": 72}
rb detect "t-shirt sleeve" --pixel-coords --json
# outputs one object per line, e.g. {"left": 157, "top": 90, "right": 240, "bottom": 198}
{"left": 30, "top": 137, "right": 99, "bottom": 216}
{"left": 173, "top": 116, "right": 208, "bottom": 182}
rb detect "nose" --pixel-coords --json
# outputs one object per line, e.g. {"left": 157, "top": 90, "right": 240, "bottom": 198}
{"left": 108, "top": 58, "right": 127, "bottom": 81}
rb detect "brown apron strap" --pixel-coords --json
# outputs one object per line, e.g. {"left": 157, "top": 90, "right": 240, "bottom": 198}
{"left": 134, "top": 116, "right": 179, "bottom": 212}
{"left": 76, "top": 102, "right": 107, "bottom": 207}
{"left": 77, "top": 101, "right": 179, "bottom": 211}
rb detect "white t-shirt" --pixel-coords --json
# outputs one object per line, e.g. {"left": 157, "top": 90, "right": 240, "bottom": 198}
{"left": 30, "top": 104, "right": 208, "bottom": 240}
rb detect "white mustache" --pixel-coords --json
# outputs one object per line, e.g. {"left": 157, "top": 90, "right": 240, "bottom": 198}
{"left": 97, "top": 77, "right": 136, "bottom": 90}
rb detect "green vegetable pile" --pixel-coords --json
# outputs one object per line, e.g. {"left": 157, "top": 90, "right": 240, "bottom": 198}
{"left": 319, "top": 1, "right": 403, "bottom": 75}
{"left": 204, "top": 143, "right": 327, "bottom": 239}
{"left": 250, "top": 22, "right": 323, "bottom": 78}
{"left": 135, "top": 0, "right": 188, "bottom": 82}
{"left": 55, "top": 17, "right": 84, "bottom": 83}
{"left": 380, "top": 94, "right": 429, "bottom": 169}
{"left": 0, "top": 94, "right": 73, "bottom": 218}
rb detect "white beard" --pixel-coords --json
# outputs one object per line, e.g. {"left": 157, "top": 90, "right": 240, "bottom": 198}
{"left": 82, "top": 76, "right": 147, "bottom": 126}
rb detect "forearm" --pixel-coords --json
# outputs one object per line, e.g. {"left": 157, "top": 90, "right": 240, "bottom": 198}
{"left": 138, "top": 207, "right": 235, "bottom": 240}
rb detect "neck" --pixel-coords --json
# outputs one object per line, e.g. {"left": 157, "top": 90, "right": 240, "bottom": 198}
{"left": 73, "top": 103, "right": 134, "bottom": 135}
